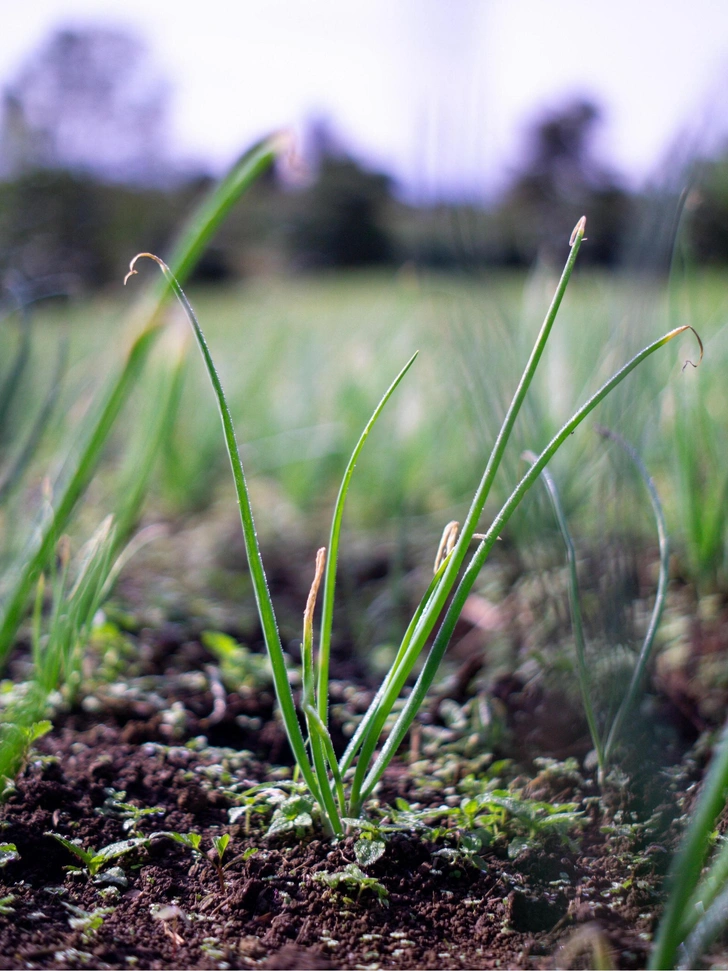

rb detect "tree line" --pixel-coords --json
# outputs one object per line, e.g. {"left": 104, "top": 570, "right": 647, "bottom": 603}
{"left": 0, "top": 27, "right": 726, "bottom": 291}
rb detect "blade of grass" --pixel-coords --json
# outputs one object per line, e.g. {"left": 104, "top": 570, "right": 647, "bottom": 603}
{"left": 113, "top": 339, "right": 188, "bottom": 544}
{"left": 528, "top": 452, "right": 604, "bottom": 778}
{"left": 353, "top": 324, "right": 702, "bottom": 812}
{"left": 302, "top": 548, "right": 342, "bottom": 834}
{"left": 679, "top": 836, "right": 728, "bottom": 943}
{"left": 0, "top": 334, "right": 69, "bottom": 505}
{"left": 0, "top": 300, "right": 31, "bottom": 453}
{"left": 316, "top": 351, "right": 418, "bottom": 725}
{"left": 338, "top": 549, "right": 454, "bottom": 775}
{"left": 598, "top": 426, "right": 669, "bottom": 766}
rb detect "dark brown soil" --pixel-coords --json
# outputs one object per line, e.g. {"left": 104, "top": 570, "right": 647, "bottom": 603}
{"left": 0, "top": 535, "right": 714, "bottom": 970}
{"left": 0, "top": 664, "right": 690, "bottom": 971}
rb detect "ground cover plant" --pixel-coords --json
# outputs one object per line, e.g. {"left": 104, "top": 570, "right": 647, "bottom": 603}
{"left": 0, "top": 140, "right": 727, "bottom": 969}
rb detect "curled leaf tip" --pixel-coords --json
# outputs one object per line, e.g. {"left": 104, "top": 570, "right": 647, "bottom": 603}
{"left": 680, "top": 324, "right": 704, "bottom": 371}
{"left": 570, "top": 216, "right": 587, "bottom": 247}
{"left": 123, "top": 252, "right": 165, "bottom": 286}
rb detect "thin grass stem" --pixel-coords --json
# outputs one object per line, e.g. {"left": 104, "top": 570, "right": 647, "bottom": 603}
{"left": 598, "top": 426, "right": 669, "bottom": 766}
{"left": 529, "top": 454, "right": 605, "bottom": 777}
{"left": 317, "top": 353, "right": 417, "bottom": 726}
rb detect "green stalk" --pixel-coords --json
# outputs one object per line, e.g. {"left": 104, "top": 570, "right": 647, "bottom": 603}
{"left": 126, "top": 254, "right": 323, "bottom": 813}
{"left": 650, "top": 719, "right": 728, "bottom": 969}
{"left": 316, "top": 351, "right": 418, "bottom": 725}
{"left": 339, "top": 551, "right": 452, "bottom": 775}
{"left": 346, "top": 217, "right": 588, "bottom": 813}
{"left": 599, "top": 427, "right": 669, "bottom": 766}
{"left": 0, "top": 139, "right": 279, "bottom": 666}
{"left": 352, "top": 324, "right": 700, "bottom": 813}
{"left": 532, "top": 457, "right": 605, "bottom": 778}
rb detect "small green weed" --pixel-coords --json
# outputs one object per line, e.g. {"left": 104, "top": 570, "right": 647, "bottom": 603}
{"left": 161, "top": 831, "right": 233, "bottom": 892}
{"left": 47, "top": 832, "right": 149, "bottom": 878}
{"left": 313, "top": 863, "right": 389, "bottom": 904}
{"left": 96, "top": 789, "right": 166, "bottom": 833}
{"left": 201, "top": 631, "right": 271, "bottom": 690}
{"left": 0, "top": 843, "right": 19, "bottom": 867}
{"left": 62, "top": 902, "right": 115, "bottom": 943}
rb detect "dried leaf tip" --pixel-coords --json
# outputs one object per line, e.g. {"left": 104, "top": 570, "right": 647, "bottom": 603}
{"left": 123, "top": 252, "right": 163, "bottom": 285}
{"left": 570, "top": 216, "right": 587, "bottom": 247}
{"left": 304, "top": 547, "right": 327, "bottom": 626}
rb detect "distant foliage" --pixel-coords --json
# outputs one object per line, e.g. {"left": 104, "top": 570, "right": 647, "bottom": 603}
{"left": 495, "top": 98, "right": 632, "bottom": 267}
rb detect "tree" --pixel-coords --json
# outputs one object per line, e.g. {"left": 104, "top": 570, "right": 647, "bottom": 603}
{"left": 499, "top": 98, "right": 631, "bottom": 265}
{"left": 0, "top": 26, "right": 169, "bottom": 184}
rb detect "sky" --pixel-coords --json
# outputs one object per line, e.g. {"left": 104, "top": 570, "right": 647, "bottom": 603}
{"left": 1, "top": 0, "right": 728, "bottom": 200}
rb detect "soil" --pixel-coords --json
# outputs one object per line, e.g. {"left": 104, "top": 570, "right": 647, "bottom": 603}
{"left": 0, "top": 532, "right": 721, "bottom": 970}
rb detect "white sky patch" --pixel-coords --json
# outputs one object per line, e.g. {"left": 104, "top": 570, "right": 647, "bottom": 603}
{"left": 1, "top": 0, "right": 727, "bottom": 197}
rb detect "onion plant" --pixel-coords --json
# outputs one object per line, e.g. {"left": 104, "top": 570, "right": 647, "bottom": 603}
{"left": 126, "top": 216, "right": 701, "bottom": 836}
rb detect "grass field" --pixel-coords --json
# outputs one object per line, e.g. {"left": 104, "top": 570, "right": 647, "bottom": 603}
{"left": 10, "top": 265, "right": 727, "bottom": 590}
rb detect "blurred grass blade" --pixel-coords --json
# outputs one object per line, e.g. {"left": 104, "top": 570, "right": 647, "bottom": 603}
{"left": 678, "top": 884, "right": 728, "bottom": 970}
{"left": 0, "top": 299, "right": 31, "bottom": 453}
{"left": 650, "top": 718, "right": 728, "bottom": 969}
{"left": 0, "top": 334, "right": 68, "bottom": 505}
{"left": 599, "top": 426, "right": 669, "bottom": 765}
{"left": 113, "top": 341, "right": 188, "bottom": 543}
{"left": 316, "top": 351, "right": 418, "bottom": 724}
{"left": 680, "top": 837, "right": 728, "bottom": 943}
{"left": 0, "top": 139, "right": 279, "bottom": 666}
{"left": 530, "top": 453, "right": 604, "bottom": 778}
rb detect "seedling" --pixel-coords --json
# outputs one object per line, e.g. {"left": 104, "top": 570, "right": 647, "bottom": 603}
{"left": 0, "top": 720, "right": 51, "bottom": 800}
{"left": 208, "top": 833, "right": 230, "bottom": 892}
{"left": 47, "top": 832, "right": 149, "bottom": 878}
{"left": 125, "top": 218, "right": 700, "bottom": 836}
{"left": 164, "top": 831, "right": 202, "bottom": 854}
{"left": 0, "top": 843, "right": 19, "bottom": 867}
{"left": 267, "top": 795, "right": 315, "bottom": 837}
{"left": 313, "top": 863, "right": 389, "bottom": 904}
{"left": 162, "top": 831, "right": 233, "bottom": 892}
{"left": 62, "top": 902, "right": 115, "bottom": 943}
{"left": 0, "top": 894, "right": 15, "bottom": 915}
{"left": 97, "top": 788, "right": 166, "bottom": 833}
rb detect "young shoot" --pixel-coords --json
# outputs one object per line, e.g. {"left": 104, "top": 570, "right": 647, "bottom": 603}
{"left": 124, "top": 217, "right": 701, "bottom": 836}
